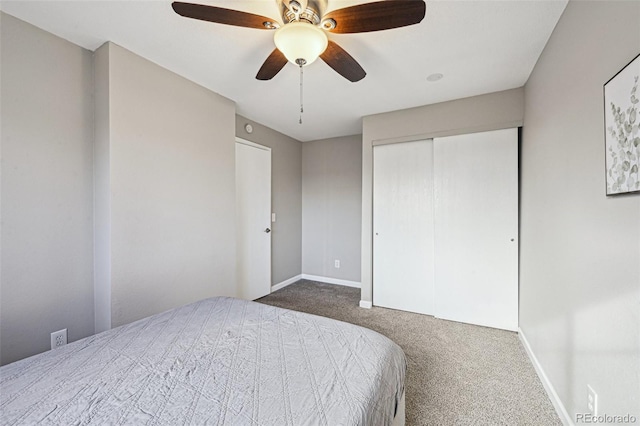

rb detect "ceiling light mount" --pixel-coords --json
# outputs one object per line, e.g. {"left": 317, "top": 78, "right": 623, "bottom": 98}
{"left": 279, "top": 0, "right": 326, "bottom": 25}
{"left": 283, "top": 4, "right": 321, "bottom": 25}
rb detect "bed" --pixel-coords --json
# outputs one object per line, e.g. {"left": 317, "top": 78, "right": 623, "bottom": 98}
{"left": 0, "top": 297, "right": 406, "bottom": 425}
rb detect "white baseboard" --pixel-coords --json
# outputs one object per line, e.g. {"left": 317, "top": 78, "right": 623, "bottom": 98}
{"left": 301, "top": 274, "right": 361, "bottom": 288}
{"left": 359, "top": 300, "right": 372, "bottom": 309}
{"left": 518, "top": 328, "right": 573, "bottom": 426}
{"left": 271, "top": 274, "right": 302, "bottom": 292}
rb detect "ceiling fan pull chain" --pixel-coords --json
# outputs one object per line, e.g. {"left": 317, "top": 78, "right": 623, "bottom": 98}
{"left": 296, "top": 59, "right": 306, "bottom": 124}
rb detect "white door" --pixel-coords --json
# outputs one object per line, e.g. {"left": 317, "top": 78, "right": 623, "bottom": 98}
{"left": 433, "top": 128, "right": 518, "bottom": 331}
{"left": 236, "top": 139, "right": 271, "bottom": 301}
{"left": 373, "top": 140, "right": 435, "bottom": 315}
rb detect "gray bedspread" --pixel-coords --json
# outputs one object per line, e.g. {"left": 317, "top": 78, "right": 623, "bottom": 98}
{"left": 1, "top": 297, "right": 405, "bottom": 425}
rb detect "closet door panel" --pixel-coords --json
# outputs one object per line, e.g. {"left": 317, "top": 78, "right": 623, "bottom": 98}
{"left": 373, "top": 140, "right": 435, "bottom": 315}
{"left": 434, "top": 128, "right": 518, "bottom": 331}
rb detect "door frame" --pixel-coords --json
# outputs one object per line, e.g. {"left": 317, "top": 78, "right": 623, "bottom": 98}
{"left": 236, "top": 137, "right": 271, "bottom": 152}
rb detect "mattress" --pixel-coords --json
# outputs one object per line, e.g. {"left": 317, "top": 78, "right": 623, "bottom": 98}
{"left": 0, "top": 297, "right": 406, "bottom": 425}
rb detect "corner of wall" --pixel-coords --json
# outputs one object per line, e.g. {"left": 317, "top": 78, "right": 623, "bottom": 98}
{"left": 93, "top": 41, "right": 112, "bottom": 333}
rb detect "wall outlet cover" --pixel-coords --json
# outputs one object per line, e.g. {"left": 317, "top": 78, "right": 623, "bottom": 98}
{"left": 51, "top": 329, "right": 67, "bottom": 350}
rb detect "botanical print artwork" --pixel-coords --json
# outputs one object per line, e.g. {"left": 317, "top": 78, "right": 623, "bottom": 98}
{"left": 605, "top": 54, "right": 640, "bottom": 195}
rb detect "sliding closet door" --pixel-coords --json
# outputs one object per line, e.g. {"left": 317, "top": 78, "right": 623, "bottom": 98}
{"left": 434, "top": 128, "right": 518, "bottom": 331}
{"left": 373, "top": 140, "right": 435, "bottom": 315}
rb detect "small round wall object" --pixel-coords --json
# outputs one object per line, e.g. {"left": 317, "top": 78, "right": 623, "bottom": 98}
{"left": 244, "top": 124, "right": 253, "bottom": 134}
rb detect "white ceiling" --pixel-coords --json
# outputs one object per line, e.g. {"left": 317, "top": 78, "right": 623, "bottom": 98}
{"left": 1, "top": 0, "right": 567, "bottom": 142}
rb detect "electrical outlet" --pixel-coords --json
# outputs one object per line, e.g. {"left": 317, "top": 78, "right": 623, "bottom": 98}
{"left": 51, "top": 329, "right": 67, "bottom": 350}
{"left": 334, "top": 260, "right": 340, "bottom": 268}
{"left": 587, "top": 385, "right": 598, "bottom": 415}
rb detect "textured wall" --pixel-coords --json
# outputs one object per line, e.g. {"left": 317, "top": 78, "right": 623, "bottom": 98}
{"left": 0, "top": 13, "right": 95, "bottom": 365}
{"left": 97, "top": 43, "right": 238, "bottom": 328}
{"left": 302, "top": 135, "right": 362, "bottom": 282}
{"left": 520, "top": 0, "right": 640, "bottom": 419}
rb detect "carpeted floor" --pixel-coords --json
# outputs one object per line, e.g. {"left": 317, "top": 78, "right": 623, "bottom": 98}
{"left": 257, "top": 280, "right": 560, "bottom": 426}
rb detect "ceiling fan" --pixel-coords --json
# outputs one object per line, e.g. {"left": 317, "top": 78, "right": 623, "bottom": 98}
{"left": 172, "top": 0, "right": 426, "bottom": 83}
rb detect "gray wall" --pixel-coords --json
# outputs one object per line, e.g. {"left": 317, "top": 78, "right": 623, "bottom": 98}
{"left": 93, "top": 42, "right": 111, "bottom": 333}
{"left": 97, "top": 43, "right": 237, "bottom": 328}
{"left": 0, "top": 14, "right": 95, "bottom": 365}
{"left": 302, "top": 135, "right": 362, "bottom": 282}
{"left": 236, "top": 115, "right": 302, "bottom": 286}
{"left": 521, "top": 0, "right": 639, "bottom": 419}
{"left": 360, "top": 88, "right": 525, "bottom": 303}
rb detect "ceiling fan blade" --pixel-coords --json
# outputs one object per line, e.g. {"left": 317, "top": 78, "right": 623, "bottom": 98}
{"left": 323, "top": 0, "right": 426, "bottom": 34}
{"left": 256, "top": 49, "right": 288, "bottom": 80}
{"left": 172, "top": 2, "right": 278, "bottom": 30}
{"left": 320, "top": 41, "right": 366, "bottom": 82}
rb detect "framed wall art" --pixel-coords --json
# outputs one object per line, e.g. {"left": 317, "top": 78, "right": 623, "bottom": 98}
{"left": 604, "top": 53, "right": 640, "bottom": 196}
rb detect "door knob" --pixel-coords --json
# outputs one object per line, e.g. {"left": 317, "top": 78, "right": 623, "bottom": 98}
{"left": 265, "top": 228, "right": 271, "bottom": 233}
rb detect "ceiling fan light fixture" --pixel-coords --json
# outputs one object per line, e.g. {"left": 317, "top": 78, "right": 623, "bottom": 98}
{"left": 274, "top": 21, "right": 328, "bottom": 66}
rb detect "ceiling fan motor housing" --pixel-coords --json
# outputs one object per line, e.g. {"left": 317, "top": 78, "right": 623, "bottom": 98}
{"left": 278, "top": 0, "right": 326, "bottom": 25}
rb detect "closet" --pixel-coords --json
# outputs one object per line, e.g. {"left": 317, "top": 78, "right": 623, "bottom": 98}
{"left": 372, "top": 128, "right": 518, "bottom": 331}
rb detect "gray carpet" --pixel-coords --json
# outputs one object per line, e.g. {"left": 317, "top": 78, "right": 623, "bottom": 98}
{"left": 257, "top": 280, "right": 560, "bottom": 426}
